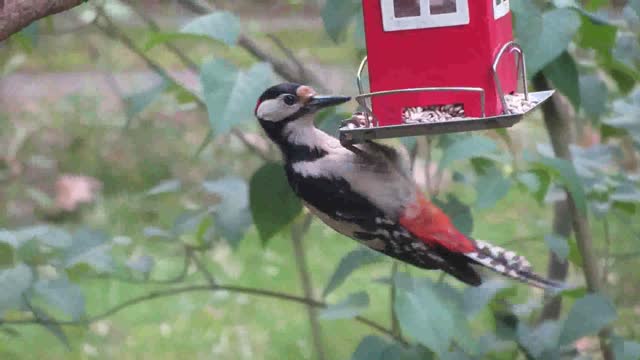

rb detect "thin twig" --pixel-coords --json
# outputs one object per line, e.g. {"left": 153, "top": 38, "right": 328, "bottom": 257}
{"left": 90, "top": 247, "right": 193, "bottom": 285}
{"left": 93, "top": 8, "right": 274, "bottom": 160}
{"left": 291, "top": 214, "right": 327, "bottom": 360}
{"left": 601, "top": 218, "right": 611, "bottom": 286}
{"left": 231, "top": 129, "right": 273, "bottom": 162}
{"left": 176, "top": 0, "right": 328, "bottom": 91}
{"left": 389, "top": 262, "right": 402, "bottom": 340}
{"left": 1, "top": 283, "right": 404, "bottom": 344}
{"left": 191, "top": 252, "right": 217, "bottom": 287}
{"left": 267, "top": 34, "right": 306, "bottom": 82}
{"left": 121, "top": 0, "right": 200, "bottom": 73}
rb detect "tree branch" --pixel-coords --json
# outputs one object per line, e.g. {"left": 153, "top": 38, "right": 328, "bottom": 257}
{"left": 1, "top": 282, "right": 404, "bottom": 344}
{"left": 0, "top": 0, "right": 87, "bottom": 41}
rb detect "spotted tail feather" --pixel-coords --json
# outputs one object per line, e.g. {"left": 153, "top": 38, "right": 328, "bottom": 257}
{"left": 466, "top": 240, "right": 565, "bottom": 290}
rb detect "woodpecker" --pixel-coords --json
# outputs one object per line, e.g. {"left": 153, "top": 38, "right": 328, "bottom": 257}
{"left": 255, "top": 83, "right": 561, "bottom": 289}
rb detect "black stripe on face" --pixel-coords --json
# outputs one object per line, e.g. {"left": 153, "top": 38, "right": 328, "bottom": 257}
{"left": 258, "top": 117, "right": 328, "bottom": 163}
{"left": 285, "top": 144, "right": 328, "bottom": 163}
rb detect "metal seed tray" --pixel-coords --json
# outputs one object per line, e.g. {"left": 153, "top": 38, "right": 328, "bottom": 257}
{"left": 339, "top": 90, "right": 555, "bottom": 145}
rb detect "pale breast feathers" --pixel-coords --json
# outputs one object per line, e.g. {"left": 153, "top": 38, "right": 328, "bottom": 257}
{"left": 291, "top": 135, "right": 416, "bottom": 217}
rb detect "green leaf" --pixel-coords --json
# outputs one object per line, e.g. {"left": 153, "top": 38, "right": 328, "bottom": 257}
{"left": 613, "top": 336, "right": 640, "bottom": 360}
{"left": 544, "top": 234, "right": 569, "bottom": 261}
{"left": 320, "top": 291, "right": 369, "bottom": 320}
{"left": 517, "top": 170, "right": 551, "bottom": 203}
{"left": 181, "top": 11, "right": 241, "bottom": 45}
{"left": 630, "top": 0, "right": 640, "bottom": 17}
{"left": 146, "top": 179, "right": 181, "bottom": 196}
{"left": 568, "top": 238, "right": 583, "bottom": 267}
{"left": 16, "top": 238, "right": 48, "bottom": 266}
{"left": 576, "top": 12, "right": 618, "bottom": 58}
{"left": 34, "top": 278, "right": 85, "bottom": 321}
{"left": 323, "top": 246, "right": 384, "bottom": 297}
{"left": 126, "top": 255, "right": 155, "bottom": 275}
{"left": 351, "top": 336, "right": 391, "bottom": 360}
{"left": 143, "top": 226, "right": 172, "bottom": 239}
{"left": 517, "top": 321, "right": 561, "bottom": 359}
{"left": 474, "top": 167, "right": 512, "bottom": 209}
{"left": 558, "top": 293, "right": 616, "bottom": 346}
{"left": 29, "top": 305, "right": 70, "bottom": 349}
{"left": 172, "top": 211, "right": 205, "bottom": 237}
{"left": 144, "top": 32, "right": 214, "bottom": 51}
{"left": 13, "top": 22, "right": 39, "bottom": 52}
{"left": 63, "top": 229, "right": 113, "bottom": 273}
{"left": 534, "top": 156, "right": 587, "bottom": 215}
{"left": 602, "top": 59, "right": 639, "bottom": 95}
{"left": 201, "top": 60, "right": 274, "bottom": 136}
{"left": 203, "top": 177, "right": 252, "bottom": 247}
{"left": 513, "top": 5, "right": 581, "bottom": 76}
{"left": 351, "top": 336, "right": 429, "bottom": 360}
{"left": 580, "top": 74, "right": 608, "bottom": 120}
{"left": 463, "top": 280, "right": 510, "bottom": 317}
{"left": 0, "top": 264, "right": 32, "bottom": 316}
{"left": 195, "top": 216, "right": 214, "bottom": 247}
{"left": 124, "top": 80, "right": 168, "bottom": 123}
{"left": 249, "top": 163, "right": 302, "bottom": 243}
{"left": 144, "top": 11, "right": 243, "bottom": 50}
{"left": 322, "top": 0, "right": 360, "bottom": 42}
{"left": 439, "top": 136, "right": 498, "bottom": 169}
{"left": 354, "top": 11, "right": 367, "bottom": 50}
{"left": 0, "top": 242, "right": 14, "bottom": 268}
{"left": 433, "top": 195, "right": 473, "bottom": 236}
{"left": 543, "top": 52, "right": 580, "bottom": 110}
{"left": 394, "top": 277, "right": 475, "bottom": 357}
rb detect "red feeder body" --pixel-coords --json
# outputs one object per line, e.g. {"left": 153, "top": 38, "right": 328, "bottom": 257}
{"left": 362, "top": 0, "right": 518, "bottom": 126}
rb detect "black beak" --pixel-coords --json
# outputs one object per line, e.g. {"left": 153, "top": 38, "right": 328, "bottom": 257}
{"left": 306, "top": 95, "right": 351, "bottom": 111}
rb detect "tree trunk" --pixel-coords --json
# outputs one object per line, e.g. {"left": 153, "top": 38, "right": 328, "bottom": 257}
{"left": 539, "top": 201, "right": 571, "bottom": 321}
{"left": 534, "top": 73, "right": 614, "bottom": 360}
{"left": 532, "top": 83, "right": 575, "bottom": 322}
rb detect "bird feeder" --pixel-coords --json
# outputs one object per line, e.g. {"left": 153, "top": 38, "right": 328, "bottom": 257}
{"left": 339, "top": 0, "right": 555, "bottom": 145}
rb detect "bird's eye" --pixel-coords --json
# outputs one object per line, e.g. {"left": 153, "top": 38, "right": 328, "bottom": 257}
{"left": 283, "top": 95, "right": 297, "bottom": 106}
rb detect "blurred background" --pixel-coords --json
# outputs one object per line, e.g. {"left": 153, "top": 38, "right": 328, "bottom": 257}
{"left": 0, "top": 0, "right": 639, "bottom": 359}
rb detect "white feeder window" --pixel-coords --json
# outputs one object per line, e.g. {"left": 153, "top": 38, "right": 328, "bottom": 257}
{"left": 494, "top": 0, "right": 510, "bottom": 19}
{"left": 430, "top": 0, "right": 457, "bottom": 15}
{"left": 382, "top": 0, "right": 469, "bottom": 31}
{"left": 393, "top": 0, "right": 421, "bottom": 17}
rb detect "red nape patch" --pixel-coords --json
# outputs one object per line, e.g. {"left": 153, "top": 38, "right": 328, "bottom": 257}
{"left": 254, "top": 100, "right": 263, "bottom": 115}
{"left": 399, "top": 190, "right": 476, "bottom": 253}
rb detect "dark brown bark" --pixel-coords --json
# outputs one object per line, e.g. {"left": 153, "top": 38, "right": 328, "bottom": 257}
{"left": 0, "top": 0, "right": 86, "bottom": 41}
{"left": 539, "top": 202, "right": 571, "bottom": 321}
{"left": 532, "top": 82, "right": 574, "bottom": 322}
{"left": 534, "top": 73, "right": 614, "bottom": 360}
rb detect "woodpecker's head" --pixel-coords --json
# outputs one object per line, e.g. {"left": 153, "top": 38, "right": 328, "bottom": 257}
{"left": 255, "top": 83, "right": 350, "bottom": 143}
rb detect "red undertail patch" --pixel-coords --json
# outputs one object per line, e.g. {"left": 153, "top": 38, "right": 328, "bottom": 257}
{"left": 399, "top": 190, "right": 476, "bottom": 253}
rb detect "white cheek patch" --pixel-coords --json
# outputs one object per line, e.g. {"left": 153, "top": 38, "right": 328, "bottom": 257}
{"left": 256, "top": 98, "right": 302, "bottom": 122}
